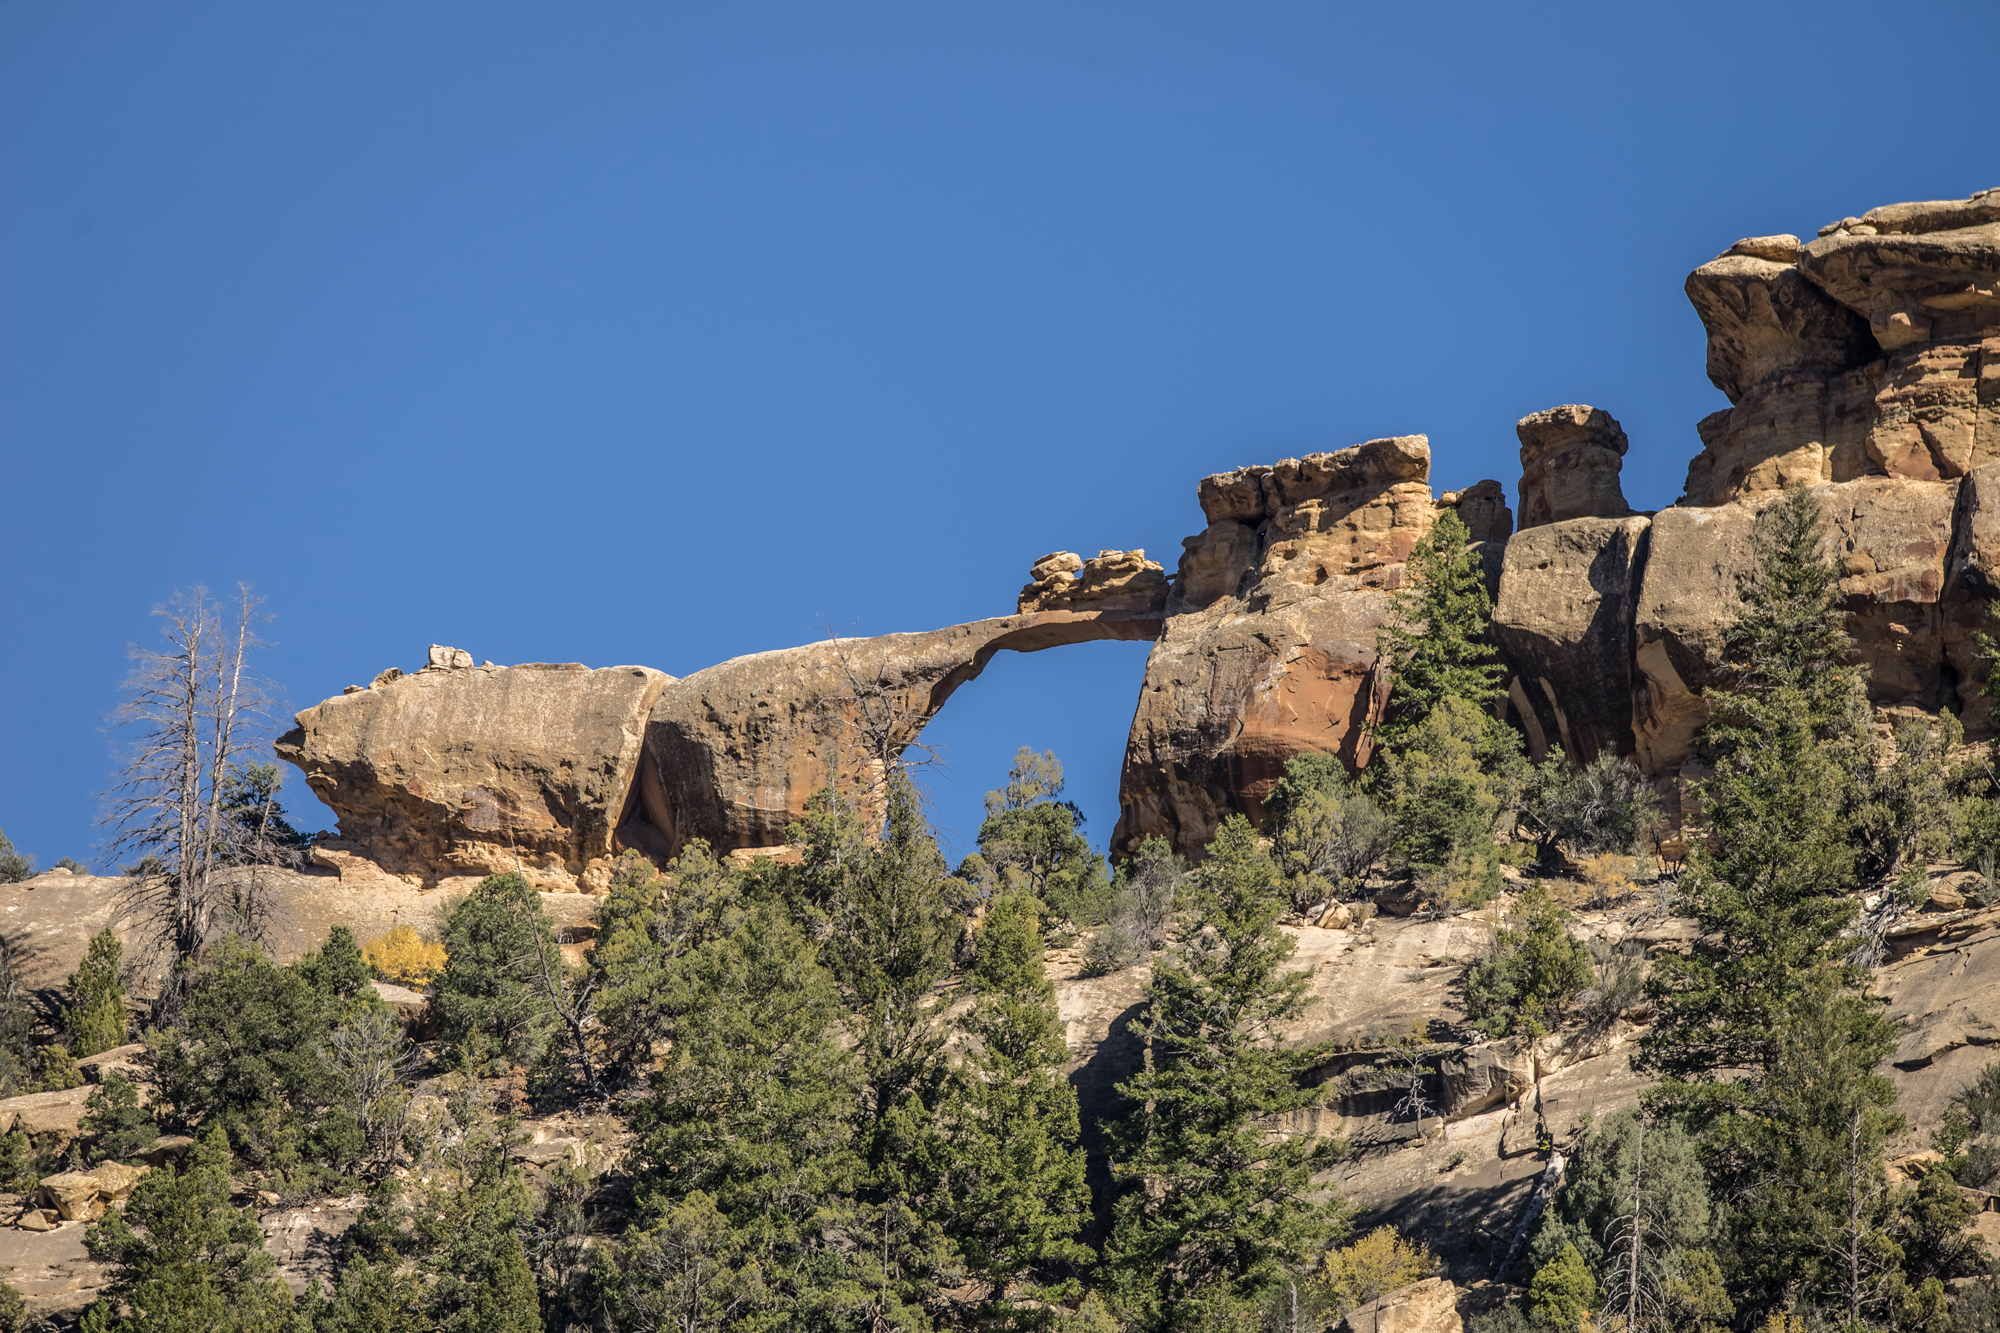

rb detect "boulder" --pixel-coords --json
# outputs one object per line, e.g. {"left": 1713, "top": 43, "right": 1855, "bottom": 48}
{"left": 1336, "top": 1278, "right": 1463, "bottom": 1333}
{"left": 276, "top": 658, "right": 673, "bottom": 893}
{"left": 1515, "top": 405, "right": 1634, "bottom": 529}
{"left": 0, "top": 1086, "right": 93, "bottom": 1142}
{"left": 36, "top": 1174, "right": 103, "bottom": 1223}
{"left": 1439, "top": 1041, "right": 1536, "bottom": 1118}
{"left": 1018, "top": 549, "right": 1169, "bottom": 615}
{"left": 1492, "top": 515, "right": 1651, "bottom": 763}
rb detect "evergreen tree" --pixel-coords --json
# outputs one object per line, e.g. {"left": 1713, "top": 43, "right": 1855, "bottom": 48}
{"left": 1638, "top": 486, "right": 1869, "bottom": 1099}
{"left": 63, "top": 927, "right": 128, "bottom": 1058}
{"left": 1376, "top": 696, "right": 1521, "bottom": 906}
{"left": 1103, "top": 816, "right": 1349, "bottom": 1331}
{"left": 1527, "top": 1244, "right": 1598, "bottom": 1332}
{"left": 432, "top": 871, "right": 565, "bottom": 1071}
{"left": 1698, "top": 973, "right": 1903, "bottom": 1322}
{"left": 632, "top": 901, "right": 870, "bottom": 1325}
{"left": 1462, "top": 886, "right": 1593, "bottom": 1039}
{"left": 1374, "top": 509, "right": 1507, "bottom": 753}
{"left": 81, "top": 1126, "right": 294, "bottom": 1333}
{"left": 1267, "top": 753, "right": 1392, "bottom": 913}
{"left": 944, "top": 892, "right": 1093, "bottom": 1315}
{"left": 977, "top": 749, "right": 1112, "bottom": 931}
{"left": 0, "top": 830, "right": 34, "bottom": 885}
{"left": 589, "top": 843, "right": 744, "bottom": 1073}
{"left": 81, "top": 1071, "right": 160, "bottom": 1164}
{"left": 1528, "top": 1109, "right": 1719, "bottom": 1330}
{"left": 307, "top": 1108, "right": 542, "bottom": 1333}
{"left": 152, "top": 931, "right": 383, "bottom": 1177}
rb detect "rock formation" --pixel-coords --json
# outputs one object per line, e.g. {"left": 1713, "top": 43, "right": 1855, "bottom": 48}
{"left": 1017, "top": 549, "right": 1169, "bottom": 615}
{"left": 641, "top": 606, "right": 1164, "bottom": 857}
{"left": 276, "top": 650, "right": 670, "bottom": 892}
{"left": 1113, "top": 436, "right": 1511, "bottom": 855}
{"left": 1682, "top": 188, "right": 2000, "bottom": 506}
{"left": 275, "top": 187, "right": 2000, "bottom": 876}
{"left": 1515, "top": 405, "right": 1633, "bottom": 530}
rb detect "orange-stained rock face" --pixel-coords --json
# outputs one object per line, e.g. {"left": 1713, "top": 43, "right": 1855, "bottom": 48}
{"left": 1114, "top": 436, "right": 1513, "bottom": 857}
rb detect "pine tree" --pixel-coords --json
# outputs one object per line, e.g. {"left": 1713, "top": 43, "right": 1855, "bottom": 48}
{"left": 1103, "top": 816, "right": 1349, "bottom": 1331}
{"left": 1267, "top": 753, "right": 1392, "bottom": 912}
{"left": 82, "top": 1126, "right": 294, "bottom": 1333}
{"left": 432, "top": 872, "right": 565, "bottom": 1070}
{"left": 80, "top": 1071, "right": 159, "bottom": 1164}
{"left": 633, "top": 901, "right": 867, "bottom": 1324}
{"left": 977, "top": 749, "right": 1112, "bottom": 931}
{"left": 63, "top": 927, "right": 128, "bottom": 1058}
{"left": 1374, "top": 509, "right": 1508, "bottom": 753}
{"left": 945, "top": 892, "right": 1093, "bottom": 1313}
{"left": 1527, "top": 1109, "right": 1719, "bottom": 1330}
{"left": 1527, "top": 1244, "right": 1599, "bottom": 1332}
{"left": 1638, "top": 485, "right": 1869, "bottom": 1098}
{"left": 589, "top": 843, "right": 744, "bottom": 1072}
{"left": 1710, "top": 972, "right": 1904, "bottom": 1323}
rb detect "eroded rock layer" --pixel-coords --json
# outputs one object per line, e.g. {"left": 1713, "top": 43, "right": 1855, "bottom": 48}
{"left": 276, "top": 654, "right": 669, "bottom": 892}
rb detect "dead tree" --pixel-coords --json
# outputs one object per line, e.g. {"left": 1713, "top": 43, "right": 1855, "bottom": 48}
{"left": 101, "top": 585, "right": 278, "bottom": 1020}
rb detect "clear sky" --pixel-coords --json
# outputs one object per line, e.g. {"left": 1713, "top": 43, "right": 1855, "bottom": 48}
{"left": 4, "top": 2, "right": 1997, "bottom": 871}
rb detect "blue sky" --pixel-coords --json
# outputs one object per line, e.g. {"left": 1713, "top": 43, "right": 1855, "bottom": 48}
{"left": 3, "top": 1, "right": 1996, "bottom": 869}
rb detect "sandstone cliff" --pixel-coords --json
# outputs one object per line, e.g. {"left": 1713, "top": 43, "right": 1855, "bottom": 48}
{"left": 276, "top": 187, "right": 2000, "bottom": 877}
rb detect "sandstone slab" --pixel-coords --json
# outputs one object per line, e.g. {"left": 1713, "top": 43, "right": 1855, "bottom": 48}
{"left": 644, "top": 609, "right": 1162, "bottom": 855}
{"left": 1337, "top": 1278, "right": 1463, "bottom": 1333}
{"left": 278, "top": 657, "right": 671, "bottom": 893}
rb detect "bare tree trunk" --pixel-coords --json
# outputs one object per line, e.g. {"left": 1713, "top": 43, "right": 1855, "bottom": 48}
{"left": 534, "top": 925, "right": 605, "bottom": 1105}
{"left": 102, "top": 585, "right": 275, "bottom": 1022}
{"left": 1626, "top": 1124, "right": 1644, "bottom": 1333}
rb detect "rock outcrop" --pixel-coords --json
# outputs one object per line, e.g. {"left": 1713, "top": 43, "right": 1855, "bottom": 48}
{"left": 1682, "top": 187, "right": 2000, "bottom": 507}
{"left": 1335, "top": 1278, "right": 1464, "bottom": 1333}
{"left": 277, "top": 653, "right": 670, "bottom": 892}
{"left": 1515, "top": 405, "right": 1634, "bottom": 530}
{"left": 1018, "top": 549, "right": 1169, "bottom": 615}
{"left": 274, "top": 188, "right": 2000, "bottom": 875}
{"left": 1114, "top": 436, "right": 1511, "bottom": 855}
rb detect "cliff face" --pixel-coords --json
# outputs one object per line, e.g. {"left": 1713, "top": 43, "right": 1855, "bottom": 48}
{"left": 276, "top": 187, "right": 2000, "bottom": 881}
{"left": 1111, "top": 436, "right": 1511, "bottom": 857}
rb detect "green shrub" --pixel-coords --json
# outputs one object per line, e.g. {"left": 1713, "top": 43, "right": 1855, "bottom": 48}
{"left": 36, "top": 1045, "right": 83, "bottom": 1092}
{"left": 0, "top": 831, "right": 32, "bottom": 885}
{"left": 1522, "top": 749, "right": 1660, "bottom": 858}
{"left": 63, "top": 928, "right": 128, "bottom": 1058}
{"left": 81, "top": 1072, "right": 159, "bottom": 1164}
{"left": 1269, "top": 753, "right": 1394, "bottom": 911}
{"left": 1527, "top": 1243, "right": 1598, "bottom": 1331}
{"left": 1462, "top": 887, "right": 1593, "bottom": 1038}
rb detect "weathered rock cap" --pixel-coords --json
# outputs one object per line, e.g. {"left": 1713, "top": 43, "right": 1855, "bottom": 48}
{"left": 1197, "top": 435, "right": 1430, "bottom": 524}
{"left": 1819, "top": 187, "right": 2000, "bottom": 238}
{"left": 1515, "top": 405, "right": 1633, "bottom": 529}
{"left": 1018, "top": 549, "right": 1169, "bottom": 615}
{"left": 1803, "top": 187, "right": 2000, "bottom": 352}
